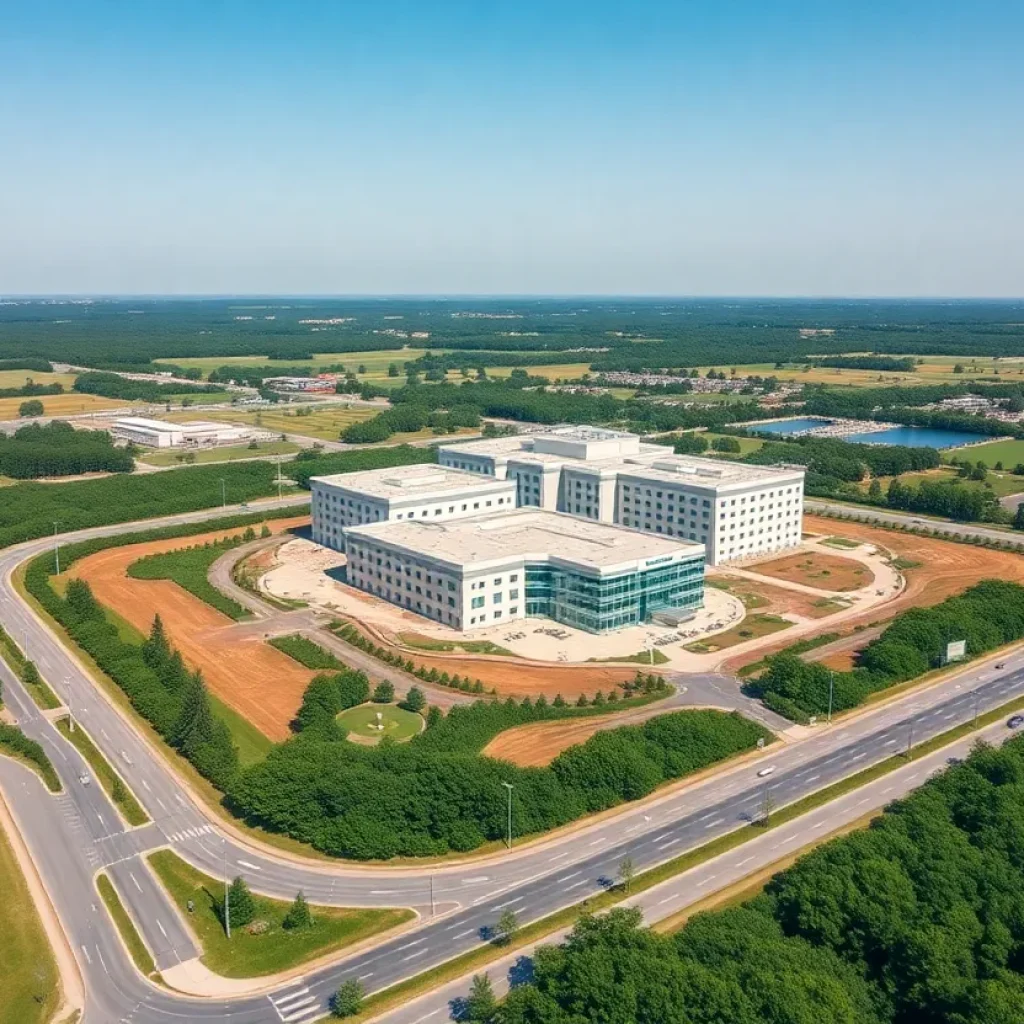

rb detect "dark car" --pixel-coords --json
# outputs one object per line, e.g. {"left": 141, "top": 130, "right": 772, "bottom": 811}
{"left": 1007, "top": 715, "right": 1024, "bottom": 730}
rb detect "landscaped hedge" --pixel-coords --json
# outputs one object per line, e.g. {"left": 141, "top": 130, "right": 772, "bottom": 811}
{"left": 0, "top": 722, "right": 61, "bottom": 792}
{"left": 746, "top": 579, "right": 1024, "bottom": 721}
{"left": 269, "top": 634, "right": 345, "bottom": 671}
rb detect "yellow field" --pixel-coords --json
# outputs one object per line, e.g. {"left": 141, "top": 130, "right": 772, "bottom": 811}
{"left": 165, "top": 404, "right": 379, "bottom": 441}
{"left": 0, "top": 392, "right": 129, "bottom": 420}
{"left": 0, "top": 370, "right": 79, "bottom": 390}
{"left": 472, "top": 362, "right": 594, "bottom": 381}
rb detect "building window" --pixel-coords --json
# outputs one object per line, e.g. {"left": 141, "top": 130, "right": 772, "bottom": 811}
{"left": 471, "top": 596, "right": 484, "bottom": 609}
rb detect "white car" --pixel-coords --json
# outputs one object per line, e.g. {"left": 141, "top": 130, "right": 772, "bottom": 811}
{"left": 79, "top": 773, "right": 91, "bottom": 786}
{"left": 757, "top": 766, "right": 776, "bottom": 778}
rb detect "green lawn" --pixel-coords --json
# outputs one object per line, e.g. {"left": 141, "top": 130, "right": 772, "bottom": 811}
{"left": 703, "top": 432, "right": 766, "bottom": 456}
{"left": 147, "top": 850, "right": 413, "bottom": 978}
{"left": 337, "top": 703, "right": 424, "bottom": 743}
{"left": 167, "top": 405, "right": 380, "bottom": 442}
{"left": 209, "top": 692, "right": 275, "bottom": 766}
{"left": 865, "top": 465, "right": 1024, "bottom": 500}
{"left": 0, "top": 819, "right": 61, "bottom": 1023}
{"left": 685, "top": 614, "right": 793, "bottom": 653}
{"left": 55, "top": 717, "right": 149, "bottom": 826}
{"left": 139, "top": 440, "right": 300, "bottom": 467}
{"left": 946, "top": 437, "right": 1024, "bottom": 472}
{"left": 820, "top": 536, "right": 862, "bottom": 549}
{"left": 397, "top": 632, "right": 518, "bottom": 658}
{"left": 589, "top": 649, "right": 670, "bottom": 666}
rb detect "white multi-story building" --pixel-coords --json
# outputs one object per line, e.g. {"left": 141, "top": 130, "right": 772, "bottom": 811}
{"left": 111, "top": 416, "right": 267, "bottom": 448}
{"left": 345, "top": 508, "right": 705, "bottom": 633}
{"left": 310, "top": 464, "right": 517, "bottom": 552}
{"left": 437, "top": 426, "right": 804, "bottom": 565}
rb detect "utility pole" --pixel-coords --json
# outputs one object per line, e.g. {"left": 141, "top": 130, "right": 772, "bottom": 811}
{"left": 53, "top": 521, "right": 61, "bottom": 575}
{"left": 220, "top": 478, "right": 226, "bottom": 508}
{"left": 762, "top": 783, "right": 774, "bottom": 827}
{"left": 502, "top": 782, "right": 514, "bottom": 850}
{"left": 827, "top": 670, "right": 834, "bottom": 725}
{"left": 430, "top": 875, "right": 435, "bottom": 917}
{"left": 972, "top": 690, "right": 980, "bottom": 726}
{"left": 276, "top": 457, "right": 283, "bottom": 500}
{"left": 223, "top": 839, "right": 231, "bottom": 939}
{"left": 906, "top": 721, "right": 914, "bottom": 759}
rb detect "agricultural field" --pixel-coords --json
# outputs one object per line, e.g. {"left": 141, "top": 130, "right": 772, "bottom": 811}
{"left": 474, "top": 362, "right": 593, "bottom": 381}
{"left": 165, "top": 404, "right": 380, "bottom": 442}
{"left": 0, "top": 391, "right": 130, "bottom": 419}
{"left": 0, "top": 369, "right": 79, "bottom": 389}
{"left": 138, "top": 440, "right": 300, "bottom": 467}
{"left": 702, "top": 432, "right": 766, "bottom": 455}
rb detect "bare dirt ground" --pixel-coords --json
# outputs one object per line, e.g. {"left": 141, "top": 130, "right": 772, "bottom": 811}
{"left": 721, "top": 515, "right": 1024, "bottom": 673}
{"left": 71, "top": 517, "right": 312, "bottom": 742}
{"left": 712, "top": 574, "right": 850, "bottom": 620}
{"left": 481, "top": 702, "right": 679, "bottom": 766}
{"left": 750, "top": 550, "right": 874, "bottom": 592}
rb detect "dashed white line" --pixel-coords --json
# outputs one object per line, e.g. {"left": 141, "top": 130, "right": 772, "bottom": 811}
{"left": 237, "top": 860, "right": 262, "bottom": 871}
{"left": 156, "top": 919, "right": 168, "bottom": 939}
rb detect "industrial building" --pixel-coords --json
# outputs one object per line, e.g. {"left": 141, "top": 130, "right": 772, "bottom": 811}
{"left": 344, "top": 509, "right": 705, "bottom": 633}
{"left": 111, "top": 416, "right": 268, "bottom": 449}
{"left": 437, "top": 426, "right": 804, "bottom": 565}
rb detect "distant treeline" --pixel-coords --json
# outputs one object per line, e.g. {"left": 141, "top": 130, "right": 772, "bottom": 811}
{"left": 72, "top": 371, "right": 223, "bottom": 403}
{"left": 0, "top": 421, "right": 133, "bottom": 479}
{"left": 806, "top": 355, "right": 917, "bottom": 372}
{"left": 0, "top": 382, "right": 63, "bottom": 399}
{"left": 0, "top": 357, "right": 54, "bottom": 373}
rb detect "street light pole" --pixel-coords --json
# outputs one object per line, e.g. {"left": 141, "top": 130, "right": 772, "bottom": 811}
{"left": 220, "top": 478, "right": 226, "bottom": 509}
{"left": 502, "top": 782, "right": 514, "bottom": 850}
{"left": 276, "top": 457, "right": 283, "bottom": 500}
{"left": 973, "top": 690, "right": 980, "bottom": 726}
{"left": 827, "top": 671, "right": 834, "bottom": 725}
{"left": 53, "top": 521, "right": 61, "bottom": 575}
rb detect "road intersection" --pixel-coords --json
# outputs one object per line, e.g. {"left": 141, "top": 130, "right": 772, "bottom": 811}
{"left": 2, "top": 498, "right": 1023, "bottom": 1023}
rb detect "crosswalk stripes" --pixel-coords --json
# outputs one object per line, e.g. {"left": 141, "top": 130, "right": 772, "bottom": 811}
{"left": 165, "top": 823, "right": 215, "bottom": 843}
{"left": 267, "top": 980, "right": 323, "bottom": 1022}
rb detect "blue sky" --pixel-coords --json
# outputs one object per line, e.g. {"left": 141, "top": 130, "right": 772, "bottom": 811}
{"left": 2, "top": 1, "right": 1022, "bottom": 295}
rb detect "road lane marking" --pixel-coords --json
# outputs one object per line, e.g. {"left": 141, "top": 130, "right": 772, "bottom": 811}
{"left": 396, "top": 938, "right": 425, "bottom": 951}
{"left": 129, "top": 872, "right": 142, "bottom": 892}
{"left": 401, "top": 948, "right": 429, "bottom": 961}
{"left": 81, "top": 944, "right": 92, "bottom": 965}
{"left": 156, "top": 919, "right": 168, "bottom": 938}
{"left": 237, "top": 860, "right": 262, "bottom": 871}
{"left": 491, "top": 896, "right": 524, "bottom": 911}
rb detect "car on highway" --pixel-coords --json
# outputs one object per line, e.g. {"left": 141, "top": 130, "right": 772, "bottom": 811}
{"left": 1007, "top": 715, "right": 1024, "bottom": 730}
{"left": 756, "top": 766, "right": 776, "bottom": 777}
{"left": 79, "top": 773, "right": 91, "bottom": 786}
{"left": 995, "top": 663, "right": 1006, "bottom": 670}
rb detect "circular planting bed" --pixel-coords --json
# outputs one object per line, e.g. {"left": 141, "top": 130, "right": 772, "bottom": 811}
{"left": 337, "top": 703, "right": 424, "bottom": 744}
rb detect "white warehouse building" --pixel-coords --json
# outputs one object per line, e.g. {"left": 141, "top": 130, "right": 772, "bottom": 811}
{"left": 437, "top": 426, "right": 804, "bottom": 565}
{"left": 111, "top": 416, "right": 267, "bottom": 449}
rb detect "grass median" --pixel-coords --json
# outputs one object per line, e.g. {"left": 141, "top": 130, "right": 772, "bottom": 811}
{"left": 54, "top": 717, "right": 149, "bottom": 826}
{"left": 146, "top": 850, "right": 414, "bottom": 978}
{"left": 0, "top": 815, "right": 61, "bottom": 1023}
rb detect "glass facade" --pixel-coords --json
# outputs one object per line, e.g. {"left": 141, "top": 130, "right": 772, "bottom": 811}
{"left": 524, "top": 555, "right": 705, "bottom": 633}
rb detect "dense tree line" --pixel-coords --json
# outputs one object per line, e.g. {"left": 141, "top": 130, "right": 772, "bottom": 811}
{"left": 0, "top": 381, "right": 63, "bottom": 399}
{"left": 226, "top": 703, "right": 769, "bottom": 859}
{"left": 807, "top": 355, "right": 917, "bottom": 372}
{"left": 292, "top": 444, "right": 436, "bottom": 488}
{"left": 882, "top": 476, "right": 1004, "bottom": 523}
{"left": 743, "top": 435, "right": 940, "bottom": 483}
{"left": 0, "top": 722, "right": 61, "bottom": 792}
{"left": 0, "top": 357, "right": 53, "bottom": 373}
{"left": 746, "top": 580, "right": 1024, "bottom": 721}
{"left": 801, "top": 382, "right": 1024, "bottom": 419}
{"left": 0, "top": 421, "right": 134, "bottom": 479}
{"left": 72, "top": 371, "right": 223, "bottom": 402}
{"left": 341, "top": 402, "right": 481, "bottom": 443}
{"left": 0, "top": 460, "right": 282, "bottom": 549}
{"left": 491, "top": 736, "right": 1024, "bottom": 1024}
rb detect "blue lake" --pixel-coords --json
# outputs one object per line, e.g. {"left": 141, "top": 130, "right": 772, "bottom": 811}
{"left": 844, "top": 426, "right": 985, "bottom": 449}
{"left": 750, "top": 417, "right": 833, "bottom": 435}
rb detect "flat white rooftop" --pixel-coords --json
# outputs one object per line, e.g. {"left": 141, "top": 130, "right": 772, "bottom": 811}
{"left": 113, "top": 416, "right": 182, "bottom": 433}
{"left": 310, "top": 464, "right": 512, "bottom": 502}
{"left": 346, "top": 508, "right": 704, "bottom": 573}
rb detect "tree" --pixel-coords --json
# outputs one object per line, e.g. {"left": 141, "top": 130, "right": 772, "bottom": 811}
{"left": 172, "top": 671, "right": 215, "bottom": 756}
{"left": 496, "top": 908, "right": 519, "bottom": 945}
{"left": 868, "top": 478, "right": 882, "bottom": 499}
{"left": 331, "top": 979, "right": 363, "bottom": 1017}
{"left": 372, "top": 681, "right": 395, "bottom": 703}
{"left": 18, "top": 400, "right": 44, "bottom": 417}
{"left": 401, "top": 686, "right": 426, "bottom": 713}
{"left": 226, "top": 876, "right": 255, "bottom": 929}
{"left": 465, "top": 973, "right": 497, "bottom": 1022}
{"left": 21, "top": 660, "right": 40, "bottom": 686}
{"left": 618, "top": 855, "right": 635, "bottom": 893}
{"left": 1014, "top": 503, "right": 1024, "bottom": 531}
{"left": 283, "top": 890, "right": 312, "bottom": 930}
{"left": 387, "top": 363, "right": 400, "bottom": 377}
{"left": 712, "top": 436, "right": 741, "bottom": 453}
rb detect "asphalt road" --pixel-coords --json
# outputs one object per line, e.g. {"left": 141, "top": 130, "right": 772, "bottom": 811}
{"left": 3, "top": 498, "right": 1024, "bottom": 1022}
